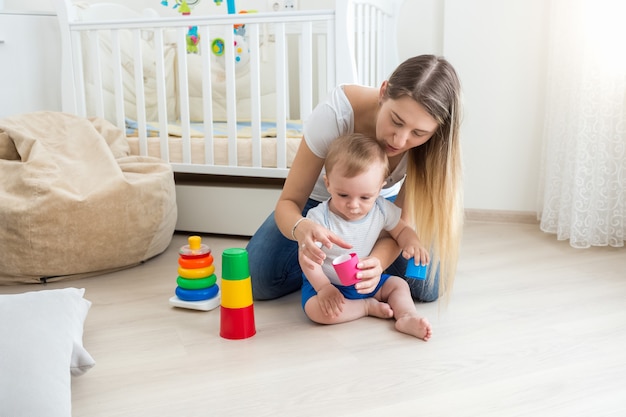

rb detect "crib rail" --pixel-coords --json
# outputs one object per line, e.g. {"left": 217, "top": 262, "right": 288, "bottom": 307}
{"left": 54, "top": 0, "right": 400, "bottom": 179}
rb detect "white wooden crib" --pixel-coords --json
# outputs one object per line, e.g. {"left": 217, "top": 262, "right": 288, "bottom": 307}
{"left": 54, "top": 0, "right": 403, "bottom": 235}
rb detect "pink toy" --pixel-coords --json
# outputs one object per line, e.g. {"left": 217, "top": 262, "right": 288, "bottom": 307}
{"left": 332, "top": 253, "right": 360, "bottom": 286}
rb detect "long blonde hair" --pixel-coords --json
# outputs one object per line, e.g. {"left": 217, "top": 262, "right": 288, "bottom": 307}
{"left": 384, "top": 55, "right": 464, "bottom": 301}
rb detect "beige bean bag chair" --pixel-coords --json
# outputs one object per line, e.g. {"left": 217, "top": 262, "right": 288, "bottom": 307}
{"left": 0, "top": 112, "right": 177, "bottom": 284}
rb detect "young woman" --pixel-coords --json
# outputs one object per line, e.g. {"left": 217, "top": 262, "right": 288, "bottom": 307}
{"left": 246, "top": 54, "right": 463, "bottom": 303}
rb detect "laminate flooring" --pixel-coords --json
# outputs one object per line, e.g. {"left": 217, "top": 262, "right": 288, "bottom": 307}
{"left": 3, "top": 221, "right": 625, "bottom": 416}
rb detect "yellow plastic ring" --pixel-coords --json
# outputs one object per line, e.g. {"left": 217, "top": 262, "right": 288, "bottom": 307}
{"left": 178, "top": 264, "right": 215, "bottom": 279}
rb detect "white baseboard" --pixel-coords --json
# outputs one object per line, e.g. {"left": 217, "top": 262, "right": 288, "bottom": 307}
{"left": 464, "top": 209, "right": 538, "bottom": 224}
{"left": 174, "top": 177, "right": 283, "bottom": 236}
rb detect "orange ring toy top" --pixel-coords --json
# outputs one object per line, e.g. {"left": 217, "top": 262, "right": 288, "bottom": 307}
{"left": 178, "top": 253, "right": 214, "bottom": 269}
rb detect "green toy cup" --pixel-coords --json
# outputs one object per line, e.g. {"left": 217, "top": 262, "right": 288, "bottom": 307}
{"left": 222, "top": 248, "right": 250, "bottom": 281}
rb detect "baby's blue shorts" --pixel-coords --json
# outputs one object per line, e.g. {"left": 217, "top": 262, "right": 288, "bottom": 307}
{"left": 301, "top": 273, "right": 392, "bottom": 309}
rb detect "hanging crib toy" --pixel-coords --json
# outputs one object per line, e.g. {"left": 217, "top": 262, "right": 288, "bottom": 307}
{"left": 160, "top": 0, "right": 250, "bottom": 63}
{"left": 161, "top": 0, "right": 203, "bottom": 53}
{"left": 209, "top": 2, "right": 252, "bottom": 71}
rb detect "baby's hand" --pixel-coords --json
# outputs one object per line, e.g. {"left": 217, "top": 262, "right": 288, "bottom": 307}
{"left": 316, "top": 284, "right": 345, "bottom": 317}
{"left": 354, "top": 256, "right": 383, "bottom": 295}
{"left": 299, "top": 221, "right": 352, "bottom": 269}
{"left": 402, "top": 244, "right": 430, "bottom": 267}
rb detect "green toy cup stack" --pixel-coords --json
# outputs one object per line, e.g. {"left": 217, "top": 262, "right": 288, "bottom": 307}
{"left": 219, "top": 248, "right": 256, "bottom": 339}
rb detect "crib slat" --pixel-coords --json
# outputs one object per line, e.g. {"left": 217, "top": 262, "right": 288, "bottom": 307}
{"left": 110, "top": 30, "right": 125, "bottom": 131}
{"left": 248, "top": 24, "right": 262, "bottom": 168}
{"left": 363, "top": 5, "right": 372, "bottom": 85}
{"left": 88, "top": 31, "right": 105, "bottom": 119}
{"left": 199, "top": 25, "right": 215, "bottom": 166}
{"left": 326, "top": 21, "right": 336, "bottom": 95}
{"left": 334, "top": 2, "right": 354, "bottom": 86}
{"left": 299, "top": 22, "right": 313, "bottom": 121}
{"left": 375, "top": 8, "right": 384, "bottom": 85}
{"left": 224, "top": 28, "right": 238, "bottom": 167}
{"left": 132, "top": 29, "right": 148, "bottom": 157}
{"left": 355, "top": 4, "right": 364, "bottom": 85}
{"left": 176, "top": 26, "right": 192, "bottom": 164}
{"left": 366, "top": 5, "right": 375, "bottom": 86}
{"left": 153, "top": 28, "right": 170, "bottom": 162}
{"left": 274, "top": 23, "right": 287, "bottom": 170}
{"left": 71, "top": 31, "right": 86, "bottom": 116}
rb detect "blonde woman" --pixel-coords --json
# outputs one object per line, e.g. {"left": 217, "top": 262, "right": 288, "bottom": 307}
{"left": 246, "top": 55, "right": 463, "bottom": 303}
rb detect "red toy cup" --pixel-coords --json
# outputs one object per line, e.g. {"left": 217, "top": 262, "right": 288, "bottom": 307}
{"left": 332, "top": 253, "right": 360, "bottom": 286}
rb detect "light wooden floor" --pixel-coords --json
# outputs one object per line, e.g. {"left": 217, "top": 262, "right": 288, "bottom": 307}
{"left": 3, "top": 221, "right": 626, "bottom": 416}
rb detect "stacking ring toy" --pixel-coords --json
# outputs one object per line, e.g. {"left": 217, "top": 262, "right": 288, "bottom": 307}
{"left": 177, "top": 274, "right": 217, "bottom": 290}
{"left": 175, "top": 285, "right": 219, "bottom": 302}
{"left": 178, "top": 264, "right": 215, "bottom": 279}
{"left": 178, "top": 254, "right": 214, "bottom": 269}
{"left": 179, "top": 236, "right": 211, "bottom": 259}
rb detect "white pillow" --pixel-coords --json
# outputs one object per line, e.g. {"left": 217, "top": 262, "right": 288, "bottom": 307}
{"left": 0, "top": 287, "right": 95, "bottom": 417}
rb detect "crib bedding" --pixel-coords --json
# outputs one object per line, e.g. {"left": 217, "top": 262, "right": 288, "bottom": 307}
{"left": 126, "top": 133, "right": 301, "bottom": 168}
{"left": 125, "top": 118, "right": 303, "bottom": 139}
{"left": 125, "top": 118, "right": 302, "bottom": 167}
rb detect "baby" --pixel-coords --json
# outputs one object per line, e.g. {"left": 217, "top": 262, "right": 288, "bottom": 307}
{"left": 299, "top": 133, "right": 432, "bottom": 340}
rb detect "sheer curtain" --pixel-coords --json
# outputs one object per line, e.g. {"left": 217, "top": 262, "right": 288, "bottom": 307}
{"left": 537, "top": 0, "right": 626, "bottom": 248}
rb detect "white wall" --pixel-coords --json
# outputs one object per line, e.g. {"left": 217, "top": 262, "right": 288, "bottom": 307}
{"left": 397, "top": 0, "right": 444, "bottom": 56}
{"left": 398, "top": 0, "right": 549, "bottom": 213}
{"left": 444, "top": 0, "right": 548, "bottom": 213}
{"left": 5, "top": 0, "right": 549, "bottom": 214}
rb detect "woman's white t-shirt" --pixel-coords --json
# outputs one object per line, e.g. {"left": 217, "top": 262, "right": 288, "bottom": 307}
{"left": 303, "top": 85, "right": 407, "bottom": 202}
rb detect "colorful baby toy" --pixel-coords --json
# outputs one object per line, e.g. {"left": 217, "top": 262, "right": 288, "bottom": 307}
{"left": 169, "top": 236, "right": 221, "bottom": 311}
{"left": 219, "top": 248, "right": 256, "bottom": 339}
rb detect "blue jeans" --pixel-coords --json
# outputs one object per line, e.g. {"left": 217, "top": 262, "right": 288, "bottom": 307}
{"left": 246, "top": 198, "right": 440, "bottom": 302}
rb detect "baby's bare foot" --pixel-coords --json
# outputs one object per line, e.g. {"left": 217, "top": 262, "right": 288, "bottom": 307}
{"left": 395, "top": 315, "right": 432, "bottom": 341}
{"left": 364, "top": 298, "right": 394, "bottom": 319}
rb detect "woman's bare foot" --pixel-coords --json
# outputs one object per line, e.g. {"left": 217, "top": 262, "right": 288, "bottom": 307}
{"left": 395, "top": 315, "right": 432, "bottom": 341}
{"left": 364, "top": 298, "right": 394, "bottom": 319}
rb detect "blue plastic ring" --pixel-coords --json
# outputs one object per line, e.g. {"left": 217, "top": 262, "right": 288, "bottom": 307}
{"left": 175, "top": 284, "right": 219, "bottom": 301}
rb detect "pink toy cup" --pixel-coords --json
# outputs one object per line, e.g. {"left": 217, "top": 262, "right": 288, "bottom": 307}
{"left": 332, "top": 253, "right": 360, "bottom": 286}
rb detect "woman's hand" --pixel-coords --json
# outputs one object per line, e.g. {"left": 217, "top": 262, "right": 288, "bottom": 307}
{"left": 353, "top": 255, "right": 384, "bottom": 294}
{"left": 298, "top": 219, "right": 352, "bottom": 270}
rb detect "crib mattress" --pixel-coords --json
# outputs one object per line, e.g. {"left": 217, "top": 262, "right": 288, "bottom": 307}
{"left": 126, "top": 119, "right": 302, "bottom": 168}
{"left": 126, "top": 135, "right": 301, "bottom": 168}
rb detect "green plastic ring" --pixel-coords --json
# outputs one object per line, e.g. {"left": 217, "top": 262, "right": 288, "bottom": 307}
{"left": 177, "top": 274, "right": 217, "bottom": 290}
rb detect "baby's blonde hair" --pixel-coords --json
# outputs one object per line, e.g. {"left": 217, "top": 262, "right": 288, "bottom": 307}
{"left": 325, "top": 133, "right": 389, "bottom": 180}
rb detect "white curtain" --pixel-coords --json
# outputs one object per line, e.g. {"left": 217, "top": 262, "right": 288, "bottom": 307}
{"left": 537, "top": 0, "right": 626, "bottom": 248}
